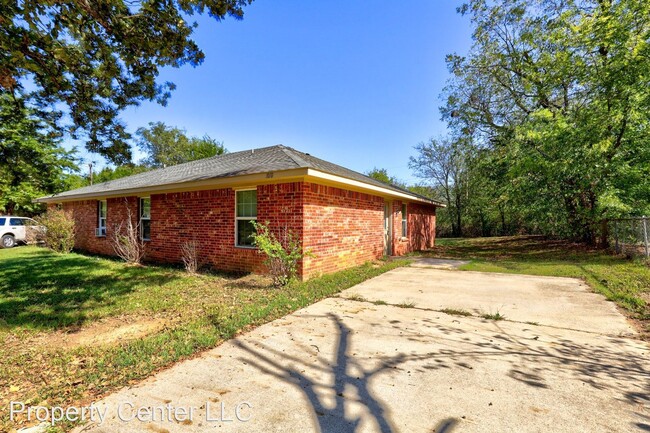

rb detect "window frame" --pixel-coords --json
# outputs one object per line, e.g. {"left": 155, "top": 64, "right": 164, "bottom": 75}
{"left": 97, "top": 200, "right": 107, "bottom": 237}
{"left": 401, "top": 203, "right": 408, "bottom": 238}
{"left": 234, "top": 188, "right": 257, "bottom": 248}
{"left": 140, "top": 197, "right": 151, "bottom": 241}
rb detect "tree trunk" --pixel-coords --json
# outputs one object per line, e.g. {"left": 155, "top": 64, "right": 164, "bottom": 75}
{"left": 600, "top": 219, "right": 609, "bottom": 248}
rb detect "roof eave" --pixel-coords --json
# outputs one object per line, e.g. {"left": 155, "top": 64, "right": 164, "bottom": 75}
{"left": 35, "top": 168, "right": 310, "bottom": 203}
{"left": 35, "top": 166, "right": 446, "bottom": 207}
{"left": 305, "top": 169, "right": 445, "bottom": 206}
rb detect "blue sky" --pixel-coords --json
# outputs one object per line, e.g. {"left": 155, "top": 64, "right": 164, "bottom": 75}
{"left": 72, "top": 1, "right": 472, "bottom": 185}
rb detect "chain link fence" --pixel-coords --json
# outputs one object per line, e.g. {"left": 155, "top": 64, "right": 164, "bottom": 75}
{"left": 608, "top": 217, "right": 650, "bottom": 259}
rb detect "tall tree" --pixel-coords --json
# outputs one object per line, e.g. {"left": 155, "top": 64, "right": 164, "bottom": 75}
{"left": 0, "top": 0, "right": 252, "bottom": 164}
{"left": 92, "top": 164, "right": 150, "bottom": 183}
{"left": 443, "top": 0, "right": 650, "bottom": 242}
{"left": 0, "top": 95, "right": 77, "bottom": 214}
{"left": 366, "top": 167, "right": 407, "bottom": 189}
{"left": 136, "top": 122, "right": 226, "bottom": 168}
{"left": 410, "top": 137, "right": 472, "bottom": 237}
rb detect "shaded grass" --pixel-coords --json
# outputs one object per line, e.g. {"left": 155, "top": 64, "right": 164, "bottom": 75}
{"left": 0, "top": 246, "right": 409, "bottom": 431}
{"left": 0, "top": 247, "right": 192, "bottom": 330}
{"left": 427, "top": 236, "right": 650, "bottom": 334}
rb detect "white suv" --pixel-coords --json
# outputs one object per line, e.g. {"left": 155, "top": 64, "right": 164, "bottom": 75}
{"left": 0, "top": 216, "right": 44, "bottom": 248}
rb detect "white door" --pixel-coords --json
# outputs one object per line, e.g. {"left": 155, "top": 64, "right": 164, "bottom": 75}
{"left": 384, "top": 202, "right": 392, "bottom": 256}
{"left": 8, "top": 218, "right": 26, "bottom": 241}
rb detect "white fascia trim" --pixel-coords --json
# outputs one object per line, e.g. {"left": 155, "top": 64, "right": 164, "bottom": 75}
{"left": 305, "top": 169, "right": 444, "bottom": 206}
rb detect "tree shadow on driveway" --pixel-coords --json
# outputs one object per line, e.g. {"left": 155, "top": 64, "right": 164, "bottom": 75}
{"left": 235, "top": 313, "right": 458, "bottom": 433}
{"left": 234, "top": 306, "right": 649, "bottom": 432}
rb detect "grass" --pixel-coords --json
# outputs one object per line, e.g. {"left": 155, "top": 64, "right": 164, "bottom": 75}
{"left": 440, "top": 308, "right": 473, "bottom": 317}
{"left": 396, "top": 301, "right": 416, "bottom": 309}
{"left": 0, "top": 246, "right": 410, "bottom": 431}
{"left": 426, "top": 236, "right": 650, "bottom": 335}
{"left": 481, "top": 311, "right": 506, "bottom": 321}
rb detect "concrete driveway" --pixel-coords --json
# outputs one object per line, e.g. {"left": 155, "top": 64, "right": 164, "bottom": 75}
{"left": 344, "top": 264, "right": 636, "bottom": 336}
{"left": 72, "top": 265, "right": 649, "bottom": 433}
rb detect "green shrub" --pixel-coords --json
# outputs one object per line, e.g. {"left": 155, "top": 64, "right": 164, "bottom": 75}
{"left": 251, "top": 221, "right": 311, "bottom": 286}
{"left": 36, "top": 208, "right": 76, "bottom": 253}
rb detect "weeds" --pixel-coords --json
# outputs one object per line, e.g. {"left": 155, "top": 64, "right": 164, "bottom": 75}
{"left": 110, "top": 205, "right": 145, "bottom": 265}
{"left": 481, "top": 311, "right": 506, "bottom": 321}
{"left": 181, "top": 240, "right": 200, "bottom": 274}
{"left": 440, "top": 308, "right": 473, "bottom": 317}
{"left": 396, "top": 301, "right": 416, "bottom": 309}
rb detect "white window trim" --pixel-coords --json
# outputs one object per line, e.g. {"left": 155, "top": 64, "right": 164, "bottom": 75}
{"left": 401, "top": 203, "right": 408, "bottom": 238}
{"left": 97, "top": 200, "right": 107, "bottom": 237}
{"left": 140, "top": 197, "right": 151, "bottom": 241}
{"left": 235, "top": 188, "right": 257, "bottom": 248}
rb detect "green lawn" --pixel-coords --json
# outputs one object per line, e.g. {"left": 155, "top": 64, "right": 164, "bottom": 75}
{"left": 426, "top": 236, "right": 650, "bottom": 336}
{"left": 0, "top": 246, "right": 409, "bottom": 431}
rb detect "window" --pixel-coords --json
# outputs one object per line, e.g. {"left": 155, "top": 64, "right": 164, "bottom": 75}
{"left": 9, "top": 218, "right": 24, "bottom": 226}
{"left": 401, "top": 204, "right": 407, "bottom": 237}
{"left": 235, "top": 189, "right": 257, "bottom": 247}
{"left": 0, "top": 218, "right": 6, "bottom": 226}
{"left": 97, "top": 200, "right": 107, "bottom": 236}
{"left": 140, "top": 198, "right": 151, "bottom": 241}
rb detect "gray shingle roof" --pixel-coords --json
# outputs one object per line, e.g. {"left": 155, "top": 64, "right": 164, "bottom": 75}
{"left": 40, "top": 145, "right": 443, "bottom": 205}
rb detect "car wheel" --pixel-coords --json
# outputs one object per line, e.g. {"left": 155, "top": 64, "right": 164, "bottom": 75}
{"left": 1, "top": 234, "right": 15, "bottom": 248}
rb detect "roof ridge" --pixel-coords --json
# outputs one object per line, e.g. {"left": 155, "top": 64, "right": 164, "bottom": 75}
{"left": 279, "top": 146, "right": 310, "bottom": 168}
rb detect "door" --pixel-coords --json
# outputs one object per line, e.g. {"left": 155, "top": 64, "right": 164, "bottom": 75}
{"left": 384, "top": 202, "right": 392, "bottom": 256}
{"left": 8, "top": 218, "right": 26, "bottom": 241}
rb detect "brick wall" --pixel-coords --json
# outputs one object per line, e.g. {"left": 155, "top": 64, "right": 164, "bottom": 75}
{"left": 57, "top": 181, "right": 436, "bottom": 278}
{"left": 302, "top": 182, "right": 385, "bottom": 278}
{"left": 60, "top": 197, "right": 140, "bottom": 256}
{"left": 389, "top": 200, "right": 437, "bottom": 255}
{"left": 408, "top": 202, "right": 437, "bottom": 251}
{"left": 60, "top": 200, "right": 109, "bottom": 255}
{"left": 145, "top": 188, "right": 255, "bottom": 272}
{"left": 146, "top": 182, "right": 303, "bottom": 274}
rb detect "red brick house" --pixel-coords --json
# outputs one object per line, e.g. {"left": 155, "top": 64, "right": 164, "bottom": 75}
{"left": 37, "top": 145, "right": 443, "bottom": 278}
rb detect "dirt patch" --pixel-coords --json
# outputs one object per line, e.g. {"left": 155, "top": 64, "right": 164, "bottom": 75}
{"left": 60, "top": 316, "right": 169, "bottom": 349}
{"left": 54, "top": 316, "right": 170, "bottom": 348}
{"left": 5, "top": 315, "right": 173, "bottom": 352}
